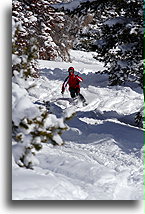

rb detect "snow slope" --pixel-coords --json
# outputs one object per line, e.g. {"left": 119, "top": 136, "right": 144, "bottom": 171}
{"left": 12, "top": 50, "right": 144, "bottom": 200}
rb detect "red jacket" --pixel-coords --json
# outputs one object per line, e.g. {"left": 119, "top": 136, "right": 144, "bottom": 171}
{"left": 62, "top": 73, "right": 83, "bottom": 92}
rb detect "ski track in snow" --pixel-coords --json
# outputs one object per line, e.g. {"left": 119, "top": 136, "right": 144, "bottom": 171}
{"left": 12, "top": 50, "right": 144, "bottom": 200}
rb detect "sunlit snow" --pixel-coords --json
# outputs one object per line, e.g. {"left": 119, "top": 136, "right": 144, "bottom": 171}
{"left": 12, "top": 50, "right": 144, "bottom": 200}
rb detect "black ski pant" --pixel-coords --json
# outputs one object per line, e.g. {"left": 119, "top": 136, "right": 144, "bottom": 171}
{"left": 69, "top": 88, "right": 86, "bottom": 103}
{"left": 69, "top": 88, "right": 80, "bottom": 98}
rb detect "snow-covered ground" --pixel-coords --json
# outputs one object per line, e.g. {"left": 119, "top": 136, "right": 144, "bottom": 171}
{"left": 12, "top": 50, "right": 144, "bottom": 200}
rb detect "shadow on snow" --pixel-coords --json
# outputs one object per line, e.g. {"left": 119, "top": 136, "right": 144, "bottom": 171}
{"left": 34, "top": 100, "right": 143, "bottom": 156}
{"left": 39, "top": 67, "right": 142, "bottom": 93}
{"left": 40, "top": 67, "right": 108, "bottom": 88}
{"left": 62, "top": 109, "right": 143, "bottom": 156}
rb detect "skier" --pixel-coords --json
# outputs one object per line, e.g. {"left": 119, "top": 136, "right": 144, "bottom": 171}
{"left": 61, "top": 67, "right": 87, "bottom": 105}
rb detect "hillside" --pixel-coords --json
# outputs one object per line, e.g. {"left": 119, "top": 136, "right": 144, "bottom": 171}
{"left": 12, "top": 50, "right": 144, "bottom": 200}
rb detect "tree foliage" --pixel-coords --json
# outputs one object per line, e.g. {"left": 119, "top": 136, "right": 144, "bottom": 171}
{"left": 94, "top": 0, "right": 143, "bottom": 87}
{"left": 12, "top": 0, "right": 74, "bottom": 61}
{"left": 60, "top": 0, "right": 143, "bottom": 87}
{"left": 12, "top": 0, "right": 72, "bottom": 169}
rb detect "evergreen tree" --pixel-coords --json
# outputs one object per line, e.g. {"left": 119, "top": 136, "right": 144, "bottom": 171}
{"left": 12, "top": 0, "right": 71, "bottom": 169}
{"left": 12, "top": 0, "right": 39, "bottom": 78}
{"left": 56, "top": 0, "right": 143, "bottom": 87}
{"left": 93, "top": 0, "right": 143, "bottom": 87}
{"left": 12, "top": 0, "right": 72, "bottom": 61}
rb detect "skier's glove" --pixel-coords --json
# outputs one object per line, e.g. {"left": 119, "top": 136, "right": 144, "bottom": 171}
{"left": 61, "top": 90, "right": 64, "bottom": 95}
